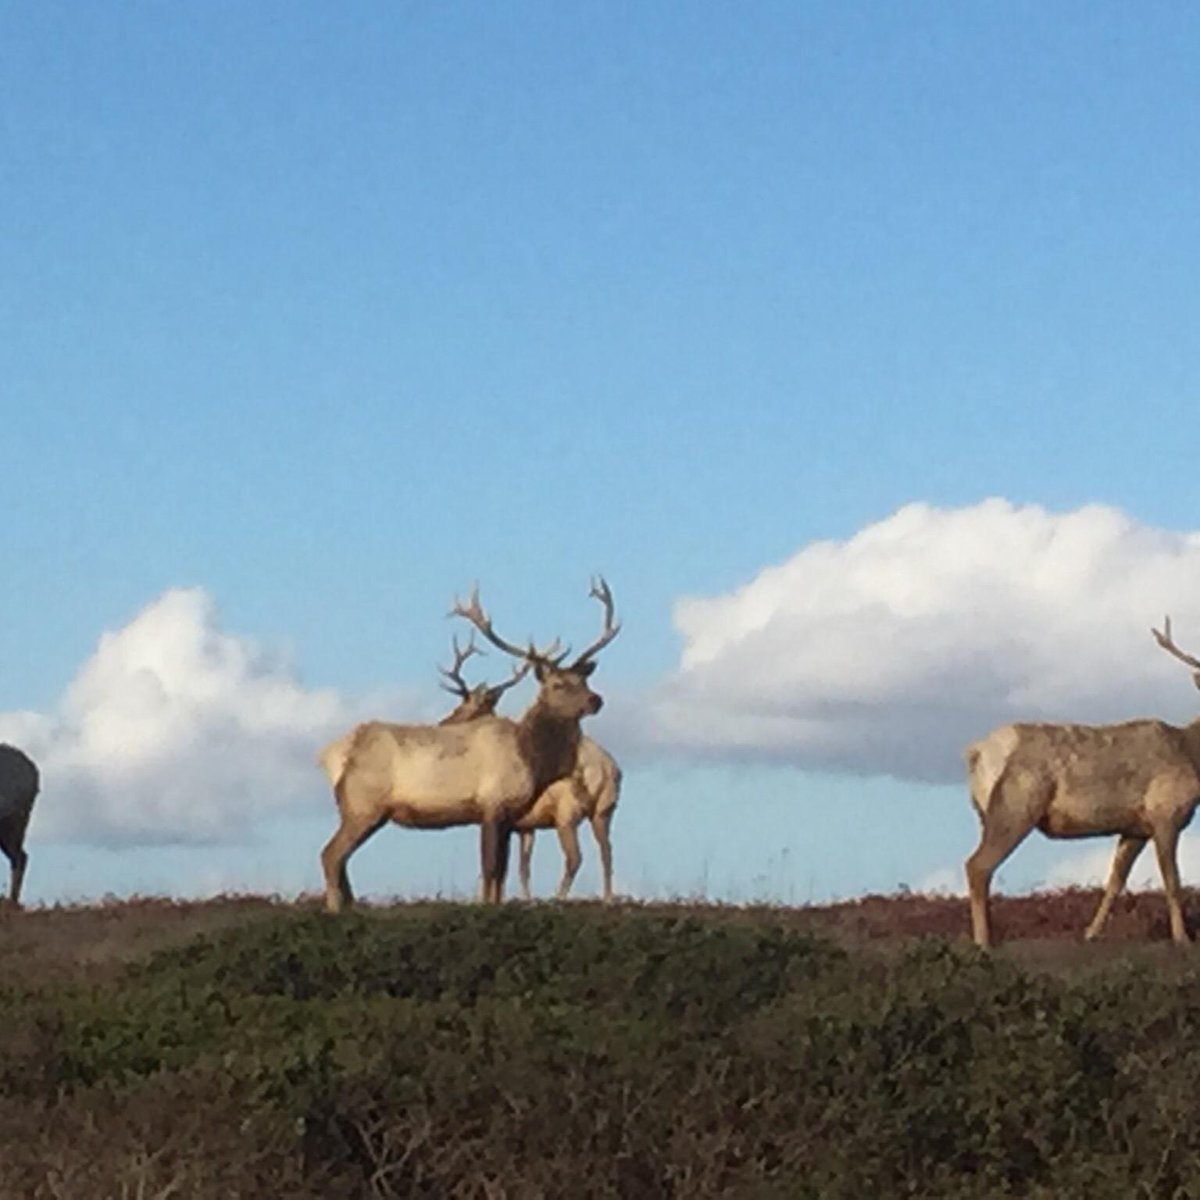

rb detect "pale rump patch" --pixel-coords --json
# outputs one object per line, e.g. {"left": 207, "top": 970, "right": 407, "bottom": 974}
{"left": 965, "top": 725, "right": 1019, "bottom": 817}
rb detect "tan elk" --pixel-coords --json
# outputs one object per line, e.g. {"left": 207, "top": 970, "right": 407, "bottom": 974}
{"left": 318, "top": 579, "right": 619, "bottom": 911}
{"left": 965, "top": 617, "right": 1200, "bottom": 948}
{"left": 515, "top": 740, "right": 621, "bottom": 903}
{"left": 437, "top": 616, "right": 624, "bottom": 902}
{"left": 314, "top": 633, "right": 529, "bottom": 791}
{"left": 0, "top": 744, "right": 38, "bottom": 907}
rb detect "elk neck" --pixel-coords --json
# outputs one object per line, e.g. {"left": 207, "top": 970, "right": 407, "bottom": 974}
{"left": 516, "top": 700, "right": 583, "bottom": 793}
{"left": 1181, "top": 716, "right": 1200, "bottom": 765}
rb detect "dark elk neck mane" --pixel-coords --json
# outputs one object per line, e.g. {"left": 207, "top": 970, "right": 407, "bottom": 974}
{"left": 517, "top": 702, "right": 583, "bottom": 794}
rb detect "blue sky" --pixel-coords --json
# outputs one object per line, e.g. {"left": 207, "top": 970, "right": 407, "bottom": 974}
{"left": 3, "top": 4, "right": 1200, "bottom": 908}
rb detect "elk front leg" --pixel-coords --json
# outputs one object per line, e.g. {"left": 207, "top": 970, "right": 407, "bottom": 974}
{"left": 590, "top": 810, "right": 615, "bottom": 902}
{"left": 481, "top": 818, "right": 514, "bottom": 904}
{"left": 518, "top": 831, "right": 536, "bottom": 900}
{"left": 554, "top": 821, "right": 583, "bottom": 900}
{"left": 1152, "top": 824, "right": 1190, "bottom": 945}
{"left": 1084, "top": 834, "right": 1147, "bottom": 941}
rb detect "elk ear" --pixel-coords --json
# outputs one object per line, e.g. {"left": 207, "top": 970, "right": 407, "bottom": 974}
{"left": 534, "top": 660, "right": 550, "bottom": 683}
{"left": 577, "top": 660, "right": 597, "bottom": 678}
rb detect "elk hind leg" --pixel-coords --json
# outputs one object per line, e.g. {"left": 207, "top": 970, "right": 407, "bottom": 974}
{"left": 1084, "top": 834, "right": 1147, "bottom": 941}
{"left": 518, "top": 831, "right": 535, "bottom": 900}
{"left": 966, "top": 804, "right": 1036, "bottom": 949}
{"left": 554, "top": 821, "right": 583, "bottom": 900}
{"left": 320, "top": 814, "right": 385, "bottom": 915}
{"left": 0, "top": 813, "right": 29, "bottom": 907}
{"left": 1151, "top": 823, "right": 1190, "bottom": 945}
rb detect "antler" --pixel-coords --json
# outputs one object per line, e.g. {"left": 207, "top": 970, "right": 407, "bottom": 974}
{"left": 1151, "top": 616, "right": 1200, "bottom": 670}
{"left": 488, "top": 659, "right": 533, "bottom": 699}
{"left": 450, "top": 584, "right": 566, "bottom": 665}
{"left": 571, "top": 576, "right": 621, "bottom": 666}
{"left": 437, "top": 632, "right": 484, "bottom": 699}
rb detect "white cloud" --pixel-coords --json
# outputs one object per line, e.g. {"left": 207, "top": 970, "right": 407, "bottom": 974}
{"left": 0, "top": 588, "right": 418, "bottom": 847}
{"left": 637, "top": 499, "right": 1200, "bottom": 783}
{"left": 1047, "top": 835, "right": 1200, "bottom": 891}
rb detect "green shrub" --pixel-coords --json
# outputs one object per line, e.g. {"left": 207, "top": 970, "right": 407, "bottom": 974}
{"left": 6, "top": 902, "right": 1200, "bottom": 1198}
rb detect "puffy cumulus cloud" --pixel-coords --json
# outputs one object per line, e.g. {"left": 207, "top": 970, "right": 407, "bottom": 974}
{"left": 642, "top": 499, "right": 1200, "bottom": 783}
{"left": 0, "top": 588, "right": 414, "bottom": 846}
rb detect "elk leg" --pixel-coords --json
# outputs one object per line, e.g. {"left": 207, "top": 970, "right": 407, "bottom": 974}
{"left": 1084, "top": 834, "right": 1147, "bottom": 940}
{"left": 965, "top": 815, "right": 1034, "bottom": 949}
{"left": 518, "top": 831, "right": 535, "bottom": 900}
{"left": 320, "top": 815, "right": 384, "bottom": 915}
{"left": 1152, "top": 824, "right": 1190, "bottom": 944}
{"left": 554, "top": 821, "right": 583, "bottom": 900}
{"left": 590, "top": 810, "right": 615, "bottom": 902}
{"left": 480, "top": 819, "right": 514, "bottom": 904}
{"left": 495, "top": 822, "right": 513, "bottom": 902}
{"left": 0, "top": 816, "right": 28, "bottom": 908}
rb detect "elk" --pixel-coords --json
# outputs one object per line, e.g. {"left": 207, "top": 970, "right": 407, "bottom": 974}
{"left": 0, "top": 744, "right": 38, "bottom": 907}
{"left": 315, "top": 633, "right": 530, "bottom": 790}
{"left": 965, "top": 617, "right": 1200, "bottom": 948}
{"left": 435, "top": 631, "right": 530, "bottom": 725}
{"left": 515, "top": 739, "right": 622, "bottom": 902}
{"left": 437, "top": 607, "right": 624, "bottom": 902}
{"left": 318, "top": 579, "right": 619, "bottom": 911}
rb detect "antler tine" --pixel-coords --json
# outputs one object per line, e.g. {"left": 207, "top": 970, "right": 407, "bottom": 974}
{"left": 437, "top": 631, "right": 485, "bottom": 698}
{"left": 449, "top": 583, "right": 535, "bottom": 661}
{"left": 1151, "top": 615, "right": 1200, "bottom": 670}
{"left": 526, "top": 634, "right": 568, "bottom": 665}
{"left": 572, "top": 575, "right": 622, "bottom": 665}
{"left": 491, "top": 659, "right": 533, "bottom": 698}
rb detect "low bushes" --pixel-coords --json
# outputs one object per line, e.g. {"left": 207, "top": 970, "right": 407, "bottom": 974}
{"left": 2, "top": 902, "right": 1200, "bottom": 1197}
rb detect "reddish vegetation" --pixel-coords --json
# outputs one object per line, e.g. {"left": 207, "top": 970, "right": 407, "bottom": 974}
{"left": 790, "top": 887, "right": 1200, "bottom": 944}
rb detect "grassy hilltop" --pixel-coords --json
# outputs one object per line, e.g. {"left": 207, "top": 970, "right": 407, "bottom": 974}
{"left": 2, "top": 892, "right": 1200, "bottom": 1198}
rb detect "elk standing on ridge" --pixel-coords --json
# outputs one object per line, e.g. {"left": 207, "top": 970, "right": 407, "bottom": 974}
{"left": 0, "top": 744, "right": 38, "bottom": 907}
{"left": 438, "top": 615, "right": 624, "bottom": 902}
{"left": 318, "top": 580, "right": 619, "bottom": 911}
{"left": 965, "top": 617, "right": 1200, "bottom": 948}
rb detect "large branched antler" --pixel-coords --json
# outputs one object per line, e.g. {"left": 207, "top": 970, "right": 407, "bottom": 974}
{"left": 450, "top": 585, "right": 566, "bottom": 666}
{"left": 437, "top": 632, "right": 484, "bottom": 699}
{"left": 571, "top": 576, "right": 621, "bottom": 666}
{"left": 1151, "top": 616, "right": 1200, "bottom": 675}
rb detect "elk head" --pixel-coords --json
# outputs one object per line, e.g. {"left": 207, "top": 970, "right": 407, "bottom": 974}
{"left": 450, "top": 577, "right": 621, "bottom": 721}
{"left": 1151, "top": 616, "right": 1200, "bottom": 691}
{"left": 437, "top": 631, "right": 530, "bottom": 724}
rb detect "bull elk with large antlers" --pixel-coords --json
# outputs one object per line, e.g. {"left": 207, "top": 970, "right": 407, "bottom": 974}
{"left": 318, "top": 579, "right": 619, "bottom": 911}
{"left": 0, "top": 744, "right": 38, "bottom": 907}
{"left": 436, "top": 598, "right": 624, "bottom": 902}
{"left": 965, "top": 616, "right": 1200, "bottom": 947}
